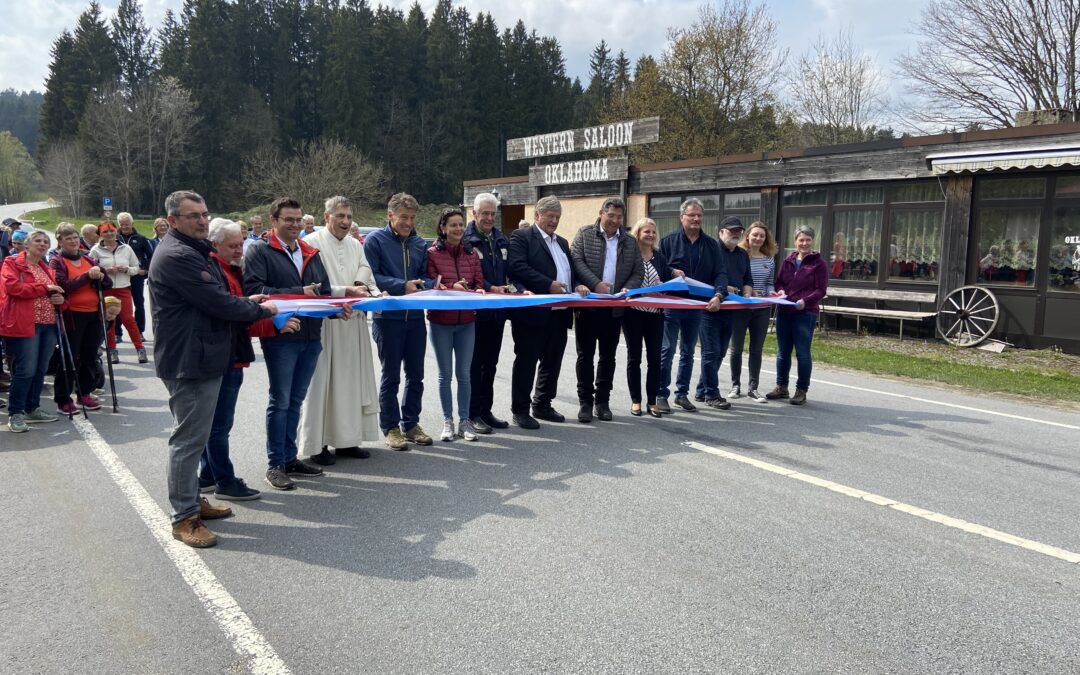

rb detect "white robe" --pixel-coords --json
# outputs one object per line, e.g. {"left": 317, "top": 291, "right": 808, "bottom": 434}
{"left": 298, "top": 229, "right": 382, "bottom": 452}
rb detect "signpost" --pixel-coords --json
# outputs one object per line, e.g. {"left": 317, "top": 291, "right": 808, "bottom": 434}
{"left": 507, "top": 117, "right": 659, "bottom": 162}
{"left": 528, "top": 158, "right": 629, "bottom": 187}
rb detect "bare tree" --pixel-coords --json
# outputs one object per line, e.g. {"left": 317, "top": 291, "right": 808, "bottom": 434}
{"left": 81, "top": 88, "right": 142, "bottom": 211}
{"left": 135, "top": 76, "right": 197, "bottom": 213}
{"left": 788, "top": 29, "right": 890, "bottom": 146}
{"left": 42, "top": 141, "right": 92, "bottom": 217}
{"left": 898, "top": 0, "right": 1080, "bottom": 128}
{"left": 659, "top": 0, "right": 787, "bottom": 157}
{"left": 242, "top": 138, "right": 388, "bottom": 216}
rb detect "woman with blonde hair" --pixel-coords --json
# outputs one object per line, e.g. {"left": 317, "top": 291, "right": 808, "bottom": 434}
{"left": 623, "top": 218, "right": 673, "bottom": 417}
{"left": 730, "top": 221, "right": 777, "bottom": 402}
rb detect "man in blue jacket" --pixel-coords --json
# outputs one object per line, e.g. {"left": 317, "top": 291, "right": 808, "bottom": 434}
{"left": 463, "top": 192, "right": 511, "bottom": 433}
{"left": 150, "top": 190, "right": 278, "bottom": 548}
{"left": 696, "top": 216, "right": 754, "bottom": 409}
{"left": 364, "top": 192, "right": 435, "bottom": 450}
{"left": 657, "top": 198, "right": 728, "bottom": 413}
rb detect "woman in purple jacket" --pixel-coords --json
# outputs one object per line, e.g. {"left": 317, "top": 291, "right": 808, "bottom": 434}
{"left": 766, "top": 224, "right": 828, "bottom": 405}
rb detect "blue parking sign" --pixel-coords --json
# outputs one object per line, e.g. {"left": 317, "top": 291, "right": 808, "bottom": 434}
{"left": 103, "top": 197, "right": 112, "bottom": 208}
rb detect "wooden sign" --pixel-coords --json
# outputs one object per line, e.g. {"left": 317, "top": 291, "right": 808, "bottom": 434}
{"left": 529, "top": 158, "right": 629, "bottom": 187}
{"left": 507, "top": 117, "right": 659, "bottom": 161}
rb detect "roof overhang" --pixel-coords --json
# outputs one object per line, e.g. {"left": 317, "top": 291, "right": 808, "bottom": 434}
{"left": 926, "top": 143, "right": 1080, "bottom": 175}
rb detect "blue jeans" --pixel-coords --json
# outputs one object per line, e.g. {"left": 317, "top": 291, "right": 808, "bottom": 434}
{"left": 429, "top": 322, "right": 475, "bottom": 420}
{"left": 262, "top": 339, "right": 322, "bottom": 468}
{"left": 372, "top": 318, "right": 426, "bottom": 432}
{"left": 658, "top": 309, "right": 701, "bottom": 399}
{"left": 6, "top": 324, "right": 57, "bottom": 415}
{"left": 199, "top": 367, "right": 244, "bottom": 486}
{"left": 775, "top": 311, "right": 818, "bottom": 392}
{"left": 696, "top": 312, "right": 734, "bottom": 399}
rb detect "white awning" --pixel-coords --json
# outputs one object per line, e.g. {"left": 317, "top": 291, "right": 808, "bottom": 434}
{"left": 925, "top": 143, "right": 1080, "bottom": 175}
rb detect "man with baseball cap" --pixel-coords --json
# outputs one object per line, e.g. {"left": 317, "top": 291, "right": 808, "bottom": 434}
{"left": 696, "top": 215, "right": 754, "bottom": 410}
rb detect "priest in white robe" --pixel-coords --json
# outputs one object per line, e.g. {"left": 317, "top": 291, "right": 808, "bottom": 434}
{"left": 299, "top": 196, "right": 382, "bottom": 464}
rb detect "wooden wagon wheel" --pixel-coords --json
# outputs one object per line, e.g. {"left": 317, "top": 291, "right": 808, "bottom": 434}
{"left": 937, "top": 285, "right": 1000, "bottom": 347}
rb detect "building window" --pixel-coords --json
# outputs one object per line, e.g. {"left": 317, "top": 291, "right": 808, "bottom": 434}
{"left": 831, "top": 210, "right": 882, "bottom": 280}
{"left": 974, "top": 177, "right": 1046, "bottom": 287}
{"left": 648, "top": 191, "right": 762, "bottom": 239}
{"left": 887, "top": 182, "right": 944, "bottom": 282}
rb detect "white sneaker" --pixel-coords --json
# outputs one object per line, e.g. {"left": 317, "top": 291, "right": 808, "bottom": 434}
{"left": 727, "top": 386, "right": 741, "bottom": 399}
{"left": 746, "top": 389, "right": 767, "bottom": 402}
{"left": 440, "top": 419, "right": 455, "bottom": 442}
{"left": 458, "top": 419, "right": 478, "bottom": 441}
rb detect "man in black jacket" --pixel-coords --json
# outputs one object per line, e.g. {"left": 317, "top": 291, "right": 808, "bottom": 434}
{"left": 696, "top": 216, "right": 754, "bottom": 409}
{"left": 463, "top": 192, "right": 511, "bottom": 433}
{"left": 507, "top": 195, "right": 588, "bottom": 429}
{"left": 117, "top": 212, "right": 153, "bottom": 334}
{"left": 570, "top": 196, "right": 644, "bottom": 422}
{"left": 244, "top": 196, "right": 350, "bottom": 490}
{"left": 150, "top": 190, "right": 278, "bottom": 548}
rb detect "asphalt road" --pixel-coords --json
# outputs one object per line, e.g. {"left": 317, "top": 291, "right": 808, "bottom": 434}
{"left": 2, "top": 307, "right": 1079, "bottom": 672}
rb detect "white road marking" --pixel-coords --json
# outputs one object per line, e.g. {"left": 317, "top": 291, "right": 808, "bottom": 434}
{"left": 72, "top": 417, "right": 291, "bottom": 674}
{"left": 759, "top": 368, "right": 1080, "bottom": 431}
{"left": 684, "top": 440, "right": 1080, "bottom": 565}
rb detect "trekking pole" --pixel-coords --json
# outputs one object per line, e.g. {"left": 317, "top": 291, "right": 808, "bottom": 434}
{"left": 55, "top": 307, "right": 88, "bottom": 420}
{"left": 53, "top": 308, "right": 75, "bottom": 420}
{"left": 96, "top": 283, "right": 119, "bottom": 412}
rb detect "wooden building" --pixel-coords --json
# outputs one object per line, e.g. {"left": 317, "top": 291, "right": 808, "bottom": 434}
{"left": 464, "top": 123, "right": 1080, "bottom": 353}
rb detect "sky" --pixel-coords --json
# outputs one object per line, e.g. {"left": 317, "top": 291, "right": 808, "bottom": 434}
{"left": 0, "top": 0, "right": 932, "bottom": 122}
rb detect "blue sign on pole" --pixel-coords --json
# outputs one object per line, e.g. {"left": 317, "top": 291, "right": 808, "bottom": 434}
{"left": 103, "top": 197, "right": 112, "bottom": 208}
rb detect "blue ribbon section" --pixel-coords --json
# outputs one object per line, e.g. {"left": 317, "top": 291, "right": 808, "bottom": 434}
{"left": 270, "top": 282, "right": 795, "bottom": 328}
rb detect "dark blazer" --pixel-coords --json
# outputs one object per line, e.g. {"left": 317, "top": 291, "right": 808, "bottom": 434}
{"left": 507, "top": 224, "right": 575, "bottom": 328}
{"left": 149, "top": 230, "right": 270, "bottom": 380}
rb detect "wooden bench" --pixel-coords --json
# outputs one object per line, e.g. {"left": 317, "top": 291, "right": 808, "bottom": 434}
{"left": 820, "top": 287, "right": 938, "bottom": 340}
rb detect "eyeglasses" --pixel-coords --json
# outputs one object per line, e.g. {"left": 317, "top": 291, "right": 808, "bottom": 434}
{"left": 179, "top": 212, "right": 210, "bottom": 221}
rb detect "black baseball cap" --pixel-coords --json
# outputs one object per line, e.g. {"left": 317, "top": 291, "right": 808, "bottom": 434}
{"left": 719, "top": 215, "right": 745, "bottom": 231}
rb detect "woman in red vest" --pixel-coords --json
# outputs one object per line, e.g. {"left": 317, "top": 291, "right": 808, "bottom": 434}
{"left": 50, "top": 223, "right": 111, "bottom": 414}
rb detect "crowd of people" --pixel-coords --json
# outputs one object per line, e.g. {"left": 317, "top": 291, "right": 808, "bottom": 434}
{"left": 0, "top": 191, "right": 828, "bottom": 549}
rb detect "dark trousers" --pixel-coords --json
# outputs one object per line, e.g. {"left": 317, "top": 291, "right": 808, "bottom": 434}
{"left": 130, "top": 274, "right": 146, "bottom": 334}
{"left": 696, "top": 312, "right": 734, "bottom": 399}
{"left": 574, "top": 308, "right": 621, "bottom": 405}
{"left": 53, "top": 311, "right": 103, "bottom": 404}
{"left": 623, "top": 309, "right": 664, "bottom": 406}
{"left": 469, "top": 318, "right": 505, "bottom": 418}
{"left": 730, "top": 307, "right": 771, "bottom": 391}
{"left": 775, "top": 311, "right": 818, "bottom": 392}
{"left": 510, "top": 312, "right": 568, "bottom": 414}
{"left": 262, "top": 339, "right": 322, "bottom": 468}
{"left": 199, "top": 367, "right": 245, "bottom": 486}
{"left": 372, "top": 318, "right": 426, "bottom": 432}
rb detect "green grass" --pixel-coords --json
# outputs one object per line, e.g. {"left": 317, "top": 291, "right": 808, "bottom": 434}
{"left": 763, "top": 334, "right": 1080, "bottom": 403}
{"left": 18, "top": 206, "right": 158, "bottom": 237}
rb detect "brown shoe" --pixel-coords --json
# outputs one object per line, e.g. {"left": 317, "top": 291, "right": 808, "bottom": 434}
{"left": 171, "top": 515, "right": 217, "bottom": 548}
{"left": 790, "top": 389, "right": 807, "bottom": 405}
{"left": 199, "top": 497, "right": 233, "bottom": 520}
{"left": 765, "top": 385, "right": 790, "bottom": 400}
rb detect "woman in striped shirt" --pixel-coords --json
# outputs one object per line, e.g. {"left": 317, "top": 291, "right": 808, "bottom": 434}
{"left": 730, "top": 222, "right": 777, "bottom": 402}
{"left": 623, "top": 218, "right": 674, "bottom": 418}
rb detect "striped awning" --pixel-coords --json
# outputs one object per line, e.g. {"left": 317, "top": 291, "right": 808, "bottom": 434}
{"left": 926, "top": 144, "right": 1080, "bottom": 174}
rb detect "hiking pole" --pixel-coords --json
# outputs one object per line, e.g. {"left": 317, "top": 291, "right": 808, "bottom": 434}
{"left": 53, "top": 307, "right": 75, "bottom": 420}
{"left": 96, "top": 282, "right": 119, "bottom": 412}
{"left": 55, "top": 307, "right": 88, "bottom": 420}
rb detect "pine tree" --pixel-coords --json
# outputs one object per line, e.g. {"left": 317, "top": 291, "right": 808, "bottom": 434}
{"left": 112, "top": 0, "right": 157, "bottom": 92}
{"left": 39, "top": 31, "right": 79, "bottom": 150}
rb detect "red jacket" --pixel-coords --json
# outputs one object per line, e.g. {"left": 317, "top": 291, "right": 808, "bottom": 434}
{"left": 426, "top": 240, "right": 485, "bottom": 325}
{"left": 0, "top": 252, "right": 60, "bottom": 338}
